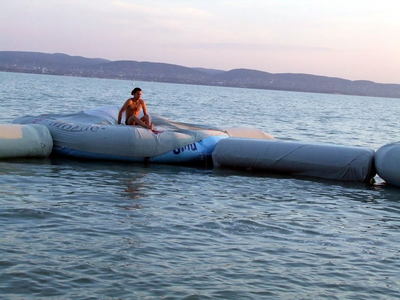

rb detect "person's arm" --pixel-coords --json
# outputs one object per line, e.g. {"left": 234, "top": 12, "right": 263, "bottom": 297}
{"left": 117, "top": 100, "right": 129, "bottom": 124}
{"left": 141, "top": 100, "right": 149, "bottom": 116}
{"left": 140, "top": 100, "right": 154, "bottom": 130}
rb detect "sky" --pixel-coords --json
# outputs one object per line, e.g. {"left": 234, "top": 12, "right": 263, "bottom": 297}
{"left": 1, "top": 0, "right": 399, "bottom": 84}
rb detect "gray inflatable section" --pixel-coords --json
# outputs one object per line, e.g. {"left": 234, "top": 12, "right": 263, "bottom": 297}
{"left": 212, "top": 138, "right": 376, "bottom": 182}
{"left": 375, "top": 142, "right": 400, "bottom": 187}
{"left": 0, "top": 124, "right": 53, "bottom": 158}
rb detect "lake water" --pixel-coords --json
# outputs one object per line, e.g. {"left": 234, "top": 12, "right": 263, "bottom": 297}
{"left": 1, "top": 72, "right": 400, "bottom": 299}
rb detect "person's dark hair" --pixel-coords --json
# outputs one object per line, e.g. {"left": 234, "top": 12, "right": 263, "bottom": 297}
{"left": 131, "top": 87, "right": 142, "bottom": 95}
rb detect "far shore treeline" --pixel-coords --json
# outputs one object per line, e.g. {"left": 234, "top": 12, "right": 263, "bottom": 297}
{"left": 1, "top": 51, "right": 399, "bottom": 99}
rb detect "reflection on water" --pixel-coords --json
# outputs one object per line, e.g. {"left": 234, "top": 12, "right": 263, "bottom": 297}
{"left": 2, "top": 155, "right": 400, "bottom": 299}
{"left": 124, "top": 178, "right": 146, "bottom": 200}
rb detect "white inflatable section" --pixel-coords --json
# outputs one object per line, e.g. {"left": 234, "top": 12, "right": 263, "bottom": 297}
{"left": 12, "top": 105, "right": 273, "bottom": 164}
{"left": 212, "top": 138, "right": 375, "bottom": 182}
{"left": 375, "top": 142, "right": 400, "bottom": 187}
{"left": 222, "top": 127, "right": 275, "bottom": 140}
{"left": 0, "top": 124, "right": 53, "bottom": 158}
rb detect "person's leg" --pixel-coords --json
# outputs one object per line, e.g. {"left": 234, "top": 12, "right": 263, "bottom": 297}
{"left": 141, "top": 115, "right": 151, "bottom": 126}
{"left": 127, "top": 115, "right": 141, "bottom": 126}
{"left": 128, "top": 115, "right": 153, "bottom": 129}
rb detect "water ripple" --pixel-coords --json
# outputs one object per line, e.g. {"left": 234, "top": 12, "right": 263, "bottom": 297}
{"left": 2, "top": 74, "right": 400, "bottom": 299}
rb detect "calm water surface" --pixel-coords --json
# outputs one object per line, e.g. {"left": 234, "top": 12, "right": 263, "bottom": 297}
{"left": 1, "top": 72, "right": 400, "bottom": 299}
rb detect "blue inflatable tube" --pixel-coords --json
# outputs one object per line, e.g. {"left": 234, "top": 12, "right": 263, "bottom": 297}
{"left": 52, "top": 135, "right": 226, "bottom": 164}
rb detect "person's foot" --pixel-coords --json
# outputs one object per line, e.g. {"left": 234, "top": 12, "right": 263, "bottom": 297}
{"left": 151, "top": 129, "right": 163, "bottom": 134}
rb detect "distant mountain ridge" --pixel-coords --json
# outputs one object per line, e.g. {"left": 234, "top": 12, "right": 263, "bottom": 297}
{"left": 1, "top": 51, "right": 399, "bottom": 99}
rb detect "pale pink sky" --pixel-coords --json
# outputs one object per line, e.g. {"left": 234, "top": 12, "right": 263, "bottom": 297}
{"left": 1, "top": 0, "right": 399, "bottom": 84}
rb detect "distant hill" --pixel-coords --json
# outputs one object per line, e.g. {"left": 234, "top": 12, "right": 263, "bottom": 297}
{"left": 210, "top": 69, "right": 400, "bottom": 98}
{"left": 86, "top": 60, "right": 211, "bottom": 84}
{"left": 0, "top": 51, "right": 108, "bottom": 68}
{"left": 193, "top": 67, "right": 225, "bottom": 76}
{"left": 1, "top": 51, "right": 399, "bottom": 99}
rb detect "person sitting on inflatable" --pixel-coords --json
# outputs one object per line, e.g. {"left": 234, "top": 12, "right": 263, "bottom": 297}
{"left": 118, "top": 87, "right": 154, "bottom": 130}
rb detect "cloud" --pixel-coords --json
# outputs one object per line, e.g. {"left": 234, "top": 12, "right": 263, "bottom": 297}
{"left": 110, "top": 1, "right": 213, "bottom": 25}
{"left": 169, "top": 42, "right": 332, "bottom": 53}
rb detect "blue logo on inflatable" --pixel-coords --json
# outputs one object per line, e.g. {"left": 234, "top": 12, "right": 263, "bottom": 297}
{"left": 33, "top": 118, "right": 101, "bottom": 132}
{"left": 173, "top": 143, "right": 198, "bottom": 155}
